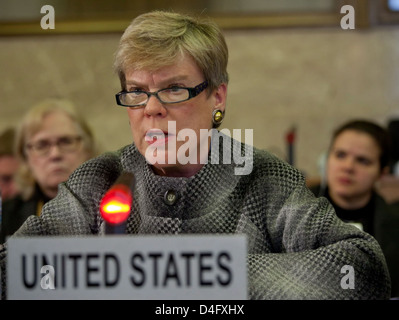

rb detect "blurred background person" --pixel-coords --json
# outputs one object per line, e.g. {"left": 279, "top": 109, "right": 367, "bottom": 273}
{"left": 310, "top": 119, "right": 399, "bottom": 298}
{"left": 0, "top": 127, "right": 20, "bottom": 201}
{"left": 0, "top": 98, "right": 98, "bottom": 243}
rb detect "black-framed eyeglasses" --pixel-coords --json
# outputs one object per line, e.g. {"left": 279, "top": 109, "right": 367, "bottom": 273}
{"left": 25, "top": 135, "right": 83, "bottom": 157}
{"left": 115, "top": 80, "right": 208, "bottom": 108}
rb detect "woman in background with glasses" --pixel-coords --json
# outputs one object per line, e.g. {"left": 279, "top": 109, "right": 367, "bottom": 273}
{"left": 0, "top": 98, "right": 98, "bottom": 242}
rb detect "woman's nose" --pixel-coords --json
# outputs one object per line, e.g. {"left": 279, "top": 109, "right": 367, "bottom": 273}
{"left": 143, "top": 95, "right": 167, "bottom": 118}
{"left": 47, "top": 143, "right": 63, "bottom": 158}
{"left": 341, "top": 157, "right": 355, "bottom": 171}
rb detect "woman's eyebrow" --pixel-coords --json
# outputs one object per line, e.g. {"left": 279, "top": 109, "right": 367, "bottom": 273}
{"left": 125, "top": 76, "right": 190, "bottom": 87}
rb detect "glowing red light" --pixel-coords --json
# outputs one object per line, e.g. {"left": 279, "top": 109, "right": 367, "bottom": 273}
{"left": 100, "top": 184, "right": 132, "bottom": 225}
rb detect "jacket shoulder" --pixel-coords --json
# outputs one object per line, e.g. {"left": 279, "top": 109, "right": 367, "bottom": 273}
{"left": 66, "top": 148, "right": 125, "bottom": 194}
{"left": 252, "top": 148, "right": 305, "bottom": 186}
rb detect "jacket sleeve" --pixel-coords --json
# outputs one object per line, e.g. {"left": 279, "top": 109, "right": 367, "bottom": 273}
{"left": 246, "top": 175, "right": 391, "bottom": 300}
{"left": 14, "top": 151, "right": 122, "bottom": 237}
{"left": 0, "top": 152, "right": 123, "bottom": 299}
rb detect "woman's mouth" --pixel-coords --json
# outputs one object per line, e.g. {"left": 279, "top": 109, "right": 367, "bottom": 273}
{"left": 337, "top": 177, "right": 352, "bottom": 185}
{"left": 145, "top": 129, "right": 173, "bottom": 146}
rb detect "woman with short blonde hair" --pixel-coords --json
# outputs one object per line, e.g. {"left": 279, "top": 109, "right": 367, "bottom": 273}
{"left": 14, "top": 98, "right": 97, "bottom": 200}
{"left": 1, "top": 98, "right": 98, "bottom": 243}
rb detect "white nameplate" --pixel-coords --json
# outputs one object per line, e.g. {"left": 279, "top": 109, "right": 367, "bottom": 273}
{"left": 7, "top": 235, "right": 247, "bottom": 300}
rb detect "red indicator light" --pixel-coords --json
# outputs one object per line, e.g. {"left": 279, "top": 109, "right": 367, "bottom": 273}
{"left": 286, "top": 127, "right": 296, "bottom": 145}
{"left": 100, "top": 184, "right": 132, "bottom": 225}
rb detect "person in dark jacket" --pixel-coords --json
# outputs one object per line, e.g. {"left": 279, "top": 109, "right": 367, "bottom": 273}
{"left": 309, "top": 119, "right": 399, "bottom": 298}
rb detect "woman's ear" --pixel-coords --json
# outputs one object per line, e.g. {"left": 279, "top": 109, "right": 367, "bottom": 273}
{"left": 213, "top": 83, "right": 227, "bottom": 113}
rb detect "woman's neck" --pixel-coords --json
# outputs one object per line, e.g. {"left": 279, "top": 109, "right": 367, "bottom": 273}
{"left": 328, "top": 189, "right": 372, "bottom": 210}
{"left": 152, "top": 162, "right": 205, "bottom": 178}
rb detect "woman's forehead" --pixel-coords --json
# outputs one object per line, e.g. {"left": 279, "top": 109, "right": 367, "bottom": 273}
{"left": 332, "top": 130, "right": 381, "bottom": 157}
{"left": 125, "top": 55, "right": 202, "bottom": 84}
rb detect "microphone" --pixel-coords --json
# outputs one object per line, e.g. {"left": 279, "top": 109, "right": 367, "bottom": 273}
{"left": 100, "top": 172, "right": 134, "bottom": 234}
{"left": 286, "top": 126, "right": 296, "bottom": 166}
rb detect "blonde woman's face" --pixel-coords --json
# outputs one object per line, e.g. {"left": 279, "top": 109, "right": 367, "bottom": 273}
{"left": 25, "top": 111, "right": 90, "bottom": 198}
{"left": 124, "top": 54, "right": 227, "bottom": 177}
{"left": 327, "top": 130, "right": 382, "bottom": 202}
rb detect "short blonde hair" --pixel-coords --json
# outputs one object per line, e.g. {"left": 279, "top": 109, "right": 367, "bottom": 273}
{"left": 15, "top": 98, "right": 98, "bottom": 199}
{"left": 114, "top": 10, "right": 229, "bottom": 93}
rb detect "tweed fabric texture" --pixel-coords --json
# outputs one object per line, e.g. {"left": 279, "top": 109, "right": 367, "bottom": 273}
{"left": 0, "top": 133, "right": 391, "bottom": 299}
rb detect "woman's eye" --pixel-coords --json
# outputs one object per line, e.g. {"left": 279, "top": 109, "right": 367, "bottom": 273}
{"left": 335, "top": 151, "right": 346, "bottom": 159}
{"left": 128, "top": 86, "right": 143, "bottom": 92}
{"left": 132, "top": 90, "right": 144, "bottom": 96}
{"left": 357, "top": 157, "right": 371, "bottom": 165}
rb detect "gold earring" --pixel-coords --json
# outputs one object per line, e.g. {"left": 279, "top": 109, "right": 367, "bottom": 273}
{"left": 212, "top": 109, "right": 224, "bottom": 126}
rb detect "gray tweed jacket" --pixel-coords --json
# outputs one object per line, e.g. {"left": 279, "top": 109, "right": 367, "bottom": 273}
{"left": 0, "top": 135, "right": 391, "bottom": 299}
